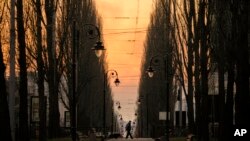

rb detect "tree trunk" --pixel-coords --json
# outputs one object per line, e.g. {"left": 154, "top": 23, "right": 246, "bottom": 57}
{"left": 45, "top": 0, "right": 61, "bottom": 138}
{"left": 193, "top": 4, "right": 200, "bottom": 134}
{"left": 216, "top": 0, "right": 226, "bottom": 139}
{"left": 9, "top": 0, "right": 16, "bottom": 140}
{"left": 224, "top": 60, "right": 235, "bottom": 141}
{"left": 233, "top": 0, "right": 250, "bottom": 128}
{"left": 217, "top": 55, "right": 226, "bottom": 141}
{"left": 17, "top": 0, "right": 29, "bottom": 140}
{"left": 185, "top": 0, "right": 196, "bottom": 134}
{"left": 0, "top": 39, "right": 12, "bottom": 141}
{"left": 187, "top": 46, "right": 195, "bottom": 133}
{"left": 199, "top": 1, "right": 209, "bottom": 140}
{"left": 194, "top": 42, "right": 201, "bottom": 138}
{"left": 36, "top": 0, "right": 47, "bottom": 140}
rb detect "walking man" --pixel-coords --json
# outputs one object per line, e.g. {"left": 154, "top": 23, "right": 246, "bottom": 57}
{"left": 125, "top": 121, "right": 133, "bottom": 139}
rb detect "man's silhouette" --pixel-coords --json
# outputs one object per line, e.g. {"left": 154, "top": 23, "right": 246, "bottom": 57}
{"left": 125, "top": 121, "right": 133, "bottom": 139}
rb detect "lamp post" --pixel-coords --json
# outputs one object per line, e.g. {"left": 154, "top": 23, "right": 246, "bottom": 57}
{"left": 71, "top": 22, "right": 104, "bottom": 141}
{"left": 146, "top": 54, "right": 170, "bottom": 141}
{"left": 71, "top": 20, "right": 77, "bottom": 141}
{"left": 103, "top": 70, "right": 120, "bottom": 139}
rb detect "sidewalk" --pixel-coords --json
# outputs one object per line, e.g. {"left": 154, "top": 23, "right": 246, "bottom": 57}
{"left": 107, "top": 138, "right": 154, "bottom": 141}
{"left": 106, "top": 137, "right": 186, "bottom": 141}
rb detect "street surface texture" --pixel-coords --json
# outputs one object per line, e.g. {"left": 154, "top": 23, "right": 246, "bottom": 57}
{"left": 107, "top": 138, "right": 154, "bottom": 141}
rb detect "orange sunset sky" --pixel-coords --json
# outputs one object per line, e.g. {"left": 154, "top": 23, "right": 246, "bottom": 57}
{"left": 95, "top": 0, "right": 155, "bottom": 121}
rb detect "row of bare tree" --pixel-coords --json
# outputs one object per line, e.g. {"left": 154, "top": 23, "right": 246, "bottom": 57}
{"left": 0, "top": 0, "right": 114, "bottom": 141}
{"left": 137, "top": 0, "right": 249, "bottom": 141}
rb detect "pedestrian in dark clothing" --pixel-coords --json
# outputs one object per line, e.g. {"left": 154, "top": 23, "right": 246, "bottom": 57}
{"left": 125, "top": 121, "right": 133, "bottom": 139}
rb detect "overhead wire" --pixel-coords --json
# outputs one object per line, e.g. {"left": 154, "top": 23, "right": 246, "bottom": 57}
{"left": 103, "top": 30, "right": 147, "bottom": 35}
{"left": 103, "top": 27, "right": 147, "bottom": 30}
{"left": 130, "top": 0, "right": 140, "bottom": 55}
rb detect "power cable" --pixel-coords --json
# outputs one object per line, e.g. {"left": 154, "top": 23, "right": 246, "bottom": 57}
{"left": 103, "top": 30, "right": 147, "bottom": 35}
{"left": 131, "top": 0, "right": 140, "bottom": 55}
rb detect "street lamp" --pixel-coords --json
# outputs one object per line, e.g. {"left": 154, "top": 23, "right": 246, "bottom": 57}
{"left": 116, "top": 101, "right": 121, "bottom": 110}
{"left": 146, "top": 66, "right": 155, "bottom": 78}
{"left": 137, "top": 98, "right": 141, "bottom": 105}
{"left": 146, "top": 54, "right": 170, "bottom": 141}
{"left": 119, "top": 114, "right": 123, "bottom": 121}
{"left": 71, "top": 22, "right": 104, "bottom": 141}
{"left": 103, "top": 70, "right": 120, "bottom": 139}
{"left": 83, "top": 24, "right": 105, "bottom": 57}
{"left": 92, "top": 41, "right": 105, "bottom": 57}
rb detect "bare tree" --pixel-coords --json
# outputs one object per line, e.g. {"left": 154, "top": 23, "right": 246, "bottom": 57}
{"left": 198, "top": 1, "right": 210, "bottom": 140}
{"left": 44, "top": 0, "right": 61, "bottom": 138}
{"left": 8, "top": 0, "right": 16, "bottom": 140}
{"left": 172, "top": 0, "right": 196, "bottom": 133}
{"left": 34, "top": 0, "right": 47, "bottom": 140}
{"left": 138, "top": 0, "right": 176, "bottom": 137}
{"left": 16, "top": 0, "right": 29, "bottom": 140}
{"left": 211, "top": 0, "right": 232, "bottom": 140}
{"left": 232, "top": 0, "right": 250, "bottom": 129}
{"left": 0, "top": 38, "right": 12, "bottom": 141}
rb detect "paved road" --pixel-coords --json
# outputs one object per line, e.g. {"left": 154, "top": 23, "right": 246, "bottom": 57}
{"left": 107, "top": 138, "right": 155, "bottom": 141}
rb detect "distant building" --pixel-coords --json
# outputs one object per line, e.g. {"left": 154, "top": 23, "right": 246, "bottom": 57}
{"left": 6, "top": 72, "right": 69, "bottom": 129}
